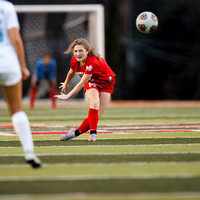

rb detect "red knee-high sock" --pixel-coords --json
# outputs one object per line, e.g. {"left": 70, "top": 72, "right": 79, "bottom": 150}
{"left": 49, "top": 88, "right": 56, "bottom": 109}
{"left": 78, "top": 117, "right": 90, "bottom": 134}
{"left": 29, "top": 87, "right": 37, "bottom": 109}
{"left": 88, "top": 108, "right": 99, "bottom": 132}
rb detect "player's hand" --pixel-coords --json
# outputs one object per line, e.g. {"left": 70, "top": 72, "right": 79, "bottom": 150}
{"left": 59, "top": 82, "right": 69, "bottom": 92}
{"left": 22, "top": 67, "right": 30, "bottom": 80}
{"left": 54, "top": 92, "right": 69, "bottom": 100}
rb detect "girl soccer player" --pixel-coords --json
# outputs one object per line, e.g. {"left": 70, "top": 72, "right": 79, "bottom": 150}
{"left": 55, "top": 38, "right": 116, "bottom": 142}
{"left": 0, "top": 0, "right": 41, "bottom": 167}
{"left": 29, "top": 54, "right": 57, "bottom": 109}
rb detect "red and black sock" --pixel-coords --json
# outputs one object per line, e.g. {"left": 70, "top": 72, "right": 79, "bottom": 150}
{"left": 77, "top": 117, "right": 90, "bottom": 135}
{"left": 76, "top": 108, "right": 99, "bottom": 136}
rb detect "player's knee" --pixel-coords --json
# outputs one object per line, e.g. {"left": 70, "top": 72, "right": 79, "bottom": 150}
{"left": 90, "top": 99, "right": 99, "bottom": 110}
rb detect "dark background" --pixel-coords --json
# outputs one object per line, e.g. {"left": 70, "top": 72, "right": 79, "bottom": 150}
{"left": 10, "top": 0, "right": 200, "bottom": 100}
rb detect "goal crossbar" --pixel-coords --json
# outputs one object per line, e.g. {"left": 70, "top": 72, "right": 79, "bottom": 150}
{"left": 15, "top": 4, "right": 105, "bottom": 57}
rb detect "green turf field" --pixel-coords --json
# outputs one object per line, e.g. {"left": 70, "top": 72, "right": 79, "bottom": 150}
{"left": 0, "top": 101, "right": 200, "bottom": 200}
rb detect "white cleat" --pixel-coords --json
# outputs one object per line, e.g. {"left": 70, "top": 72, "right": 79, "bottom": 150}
{"left": 60, "top": 128, "right": 76, "bottom": 141}
{"left": 88, "top": 133, "right": 97, "bottom": 142}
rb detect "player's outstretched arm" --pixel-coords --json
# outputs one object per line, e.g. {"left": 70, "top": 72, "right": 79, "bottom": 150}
{"left": 55, "top": 74, "right": 92, "bottom": 100}
{"left": 59, "top": 68, "right": 76, "bottom": 92}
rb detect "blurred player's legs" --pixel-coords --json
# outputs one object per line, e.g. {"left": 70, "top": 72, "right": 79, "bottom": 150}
{"left": 2, "top": 81, "right": 41, "bottom": 168}
{"left": 29, "top": 86, "right": 38, "bottom": 109}
{"left": 30, "top": 79, "right": 56, "bottom": 109}
{"left": 12, "top": 111, "right": 41, "bottom": 168}
{"left": 49, "top": 83, "right": 57, "bottom": 109}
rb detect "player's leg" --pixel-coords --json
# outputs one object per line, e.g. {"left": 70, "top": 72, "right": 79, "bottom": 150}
{"left": 29, "top": 74, "right": 38, "bottom": 109}
{"left": 29, "top": 86, "right": 38, "bottom": 109}
{"left": 85, "top": 88, "right": 100, "bottom": 141}
{"left": 77, "top": 92, "right": 111, "bottom": 134}
{"left": 48, "top": 79, "right": 57, "bottom": 109}
{"left": 98, "top": 76, "right": 115, "bottom": 118}
{"left": 98, "top": 92, "right": 111, "bottom": 118}
{"left": 87, "top": 92, "right": 111, "bottom": 141}
{"left": 60, "top": 117, "right": 90, "bottom": 141}
{"left": 77, "top": 117, "right": 90, "bottom": 134}
{"left": 2, "top": 81, "right": 41, "bottom": 168}
{"left": 60, "top": 88, "right": 100, "bottom": 141}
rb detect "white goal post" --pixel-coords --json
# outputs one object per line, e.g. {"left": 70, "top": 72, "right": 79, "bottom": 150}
{"left": 15, "top": 4, "right": 105, "bottom": 58}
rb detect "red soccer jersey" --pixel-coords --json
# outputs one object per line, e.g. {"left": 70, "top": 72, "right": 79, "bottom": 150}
{"left": 70, "top": 55, "right": 116, "bottom": 88}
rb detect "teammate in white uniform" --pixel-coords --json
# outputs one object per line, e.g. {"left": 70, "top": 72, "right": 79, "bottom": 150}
{"left": 0, "top": 0, "right": 41, "bottom": 168}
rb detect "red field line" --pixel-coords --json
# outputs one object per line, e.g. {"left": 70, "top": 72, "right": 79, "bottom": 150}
{"left": 1, "top": 122, "right": 200, "bottom": 129}
{"left": 1, "top": 129, "right": 196, "bottom": 135}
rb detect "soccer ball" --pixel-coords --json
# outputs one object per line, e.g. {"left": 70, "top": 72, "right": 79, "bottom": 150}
{"left": 136, "top": 11, "right": 158, "bottom": 34}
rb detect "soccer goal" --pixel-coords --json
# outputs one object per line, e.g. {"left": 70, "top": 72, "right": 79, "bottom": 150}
{"left": 15, "top": 4, "right": 105, "bottom": 98}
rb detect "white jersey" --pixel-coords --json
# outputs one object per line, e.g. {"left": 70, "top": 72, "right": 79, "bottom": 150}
{"left": 0, "top": 0, "right": 22, "bottom": 85}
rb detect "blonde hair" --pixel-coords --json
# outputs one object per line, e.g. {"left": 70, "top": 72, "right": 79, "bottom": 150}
{"left": 64, "top": 38, "right": 101, "bottom": 60}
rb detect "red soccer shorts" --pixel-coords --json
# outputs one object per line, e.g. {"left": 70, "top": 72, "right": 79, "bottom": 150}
{"left": 84, "top": 77, "right": 115, "bottom": 94}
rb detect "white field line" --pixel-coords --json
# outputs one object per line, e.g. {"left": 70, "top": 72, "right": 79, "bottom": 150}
{"left": 0, "top": 132, "right": 17, "bottom": 136}
{"left": 111, "top": 130, "right": 200, "bottom": 134}
{"left": 1, "top": 152, "right": 200, "bottom": 157}
{"left": 1, "top": 143, "right": 200, "bottom": 149}
{"left": 0, "top": 174, "right": 199, "bottom": 182}
{"left": 103, "top": 126, "right": 200, "bottom": 129}
{"left": 1, "top": 192, "right": 200, "bottom": 200}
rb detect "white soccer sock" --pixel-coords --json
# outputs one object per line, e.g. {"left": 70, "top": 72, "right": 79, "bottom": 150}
{"left": 12, "top": 111, "right": 34, "bottom": 155}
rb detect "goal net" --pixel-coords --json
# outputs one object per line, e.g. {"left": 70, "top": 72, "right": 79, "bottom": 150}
{"left": 15, "top": 4, "right": 105, "bottom": 99}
